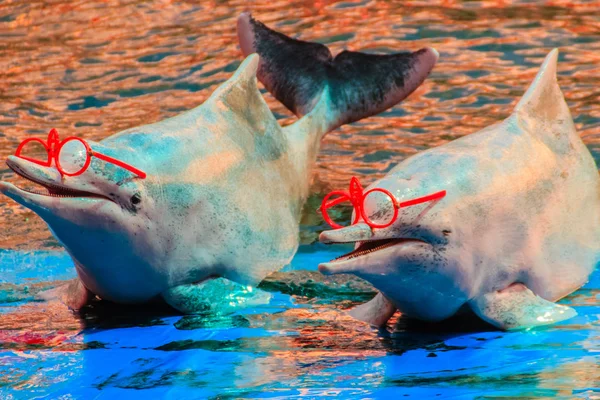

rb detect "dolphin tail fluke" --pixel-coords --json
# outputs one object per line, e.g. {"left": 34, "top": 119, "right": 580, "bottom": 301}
{"left": 237, "top": 12, "right": 438, "bottom": 134}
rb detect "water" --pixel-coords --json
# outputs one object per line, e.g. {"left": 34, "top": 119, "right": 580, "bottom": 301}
{"left": 0, "top": 0, "right": 599, "bottom": 398}
{"left": 1, "top": 249, "right": 599, "bottom": 398}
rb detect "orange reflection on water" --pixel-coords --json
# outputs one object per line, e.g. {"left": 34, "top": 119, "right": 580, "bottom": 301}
{"left": 0, "top": 0, "right": 599, "bottom": 249}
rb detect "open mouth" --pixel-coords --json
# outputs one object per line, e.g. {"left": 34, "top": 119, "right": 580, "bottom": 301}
{"left": 332, "top": 238, "right": 423, "bottom": 262}
{"left": 6, "top": 162, "right": 109, "bottom": 200}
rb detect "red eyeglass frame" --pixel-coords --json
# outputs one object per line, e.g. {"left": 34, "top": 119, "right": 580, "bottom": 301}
{"left": 320, "top": 177, "right": 446, "bottom": 229}
{"left": 15, "top": 128, "right": 146, "bottom": 179}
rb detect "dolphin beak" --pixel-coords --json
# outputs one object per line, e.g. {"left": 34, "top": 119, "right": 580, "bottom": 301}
{"left": 319, "top": 260, "right": 362, "bottom": 275}
{"left": 0, "top": 181, "right": 21, "bottom": 201}
{"left": 319, "top": 223, "right": 373, "bottom": 244}
{"left": 0, "top": 156, "right": 57, "bottom": 208}
{"left": 5, "top": 155, "right": 62, "bottom": 183}
{"left": 1, "top": 156, "right": 112, "bottom": 210}
{"left": 0, "top": 180, "right": 50, "bottom": 213}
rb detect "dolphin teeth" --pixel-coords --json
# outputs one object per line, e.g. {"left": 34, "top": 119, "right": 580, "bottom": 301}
{"left": 20, "top": 185, "right": 97, "bottom": 198}
{"left": 332, "top": 238, "right": 413, "bottom": 262}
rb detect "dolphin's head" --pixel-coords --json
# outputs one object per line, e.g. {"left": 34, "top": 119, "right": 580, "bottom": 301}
{"left": 317, "top": 158, "right": 474, "bottom": 321}
{"left": 0, "top": 54, "right": 295, "bottom": 305}
{"left": 0, "top": 138, "right": 165, "bottom": 303}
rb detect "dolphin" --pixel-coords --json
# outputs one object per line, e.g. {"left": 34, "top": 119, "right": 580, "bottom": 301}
{"left": 318, "top": 49, "right": 600, "bottom": 330}
{"left": 0, "top": 14, "right": 438, "bottom": 312}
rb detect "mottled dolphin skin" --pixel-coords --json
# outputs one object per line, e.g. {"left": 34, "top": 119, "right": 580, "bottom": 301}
{"left": 0, "top": 15, "right": 438, "bottom": 312}
{"left": 319, "top": 49, "right": 600, "bottom": 330}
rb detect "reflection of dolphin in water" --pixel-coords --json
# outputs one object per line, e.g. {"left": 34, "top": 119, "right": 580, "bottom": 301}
{"left": 319, "top": 50, "right": 600, "bottom": 330}
{"left": 2, "top": 248, "right": 596, "bottom": 396}
{"left": 0, "top": 14, "right": 438, "bottom": 312}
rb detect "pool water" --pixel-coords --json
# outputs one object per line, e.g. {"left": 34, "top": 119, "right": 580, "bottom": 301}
{"left": 0, "top": 0, "right": 599, "bottom": 398}
{"left": 0, "top": 248, "right": 599, "bottom": 398}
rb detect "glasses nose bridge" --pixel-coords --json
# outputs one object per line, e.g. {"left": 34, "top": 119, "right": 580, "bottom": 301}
{"left": 349, "top": 196, "right": 363, "bottom": 213}
{"left": 46, "top": 130, "right": 61, "bottom": 158}
{"left": 345, "top": 197, "right": 367, "bottom": 227}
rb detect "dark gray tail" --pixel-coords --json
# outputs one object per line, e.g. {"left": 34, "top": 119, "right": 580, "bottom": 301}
{"left": 237, "top": 12, "right": 438, "bottom": 132}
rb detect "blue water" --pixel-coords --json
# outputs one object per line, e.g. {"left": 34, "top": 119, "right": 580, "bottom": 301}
{"left": 1, "top": 0, "right": 600, "bottom": 398}
{"left": 1, "top": 248, "right": 598, "bottom": 399}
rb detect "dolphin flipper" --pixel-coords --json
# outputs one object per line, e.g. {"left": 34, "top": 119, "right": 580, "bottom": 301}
{"left": 348, "top": 292, "right": 397, "bottom": 328}
{"left": 469, "top": 283, "right": 577, "bottom": 330}
{"left": 162, "top": 278, "right": 272, "bottom": 314}
{"left": 237, "top": 13, "right": 438, "bottom": 132}
{"left": 37, "top": 278, "right": 94, "bottom": 311}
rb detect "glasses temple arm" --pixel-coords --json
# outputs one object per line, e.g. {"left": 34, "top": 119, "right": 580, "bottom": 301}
{"left": 399, "top": 190, "right": 447, "bottom": 208}
{"left": 319, "top": 196, "right": 350, "bottom": 210}
{"left": 93, "top": 152, "right": 147, "bottom": 179}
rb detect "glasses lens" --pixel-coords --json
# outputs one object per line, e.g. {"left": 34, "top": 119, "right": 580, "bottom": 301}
{"left": 321, "top": 193, "right": 356, "bottom": 228}
{"left": 362, "top": 189, "right": 397, "bottom": 227}
{"left": 16, "top": 139, "right": 49, "bottom": 164}
{"left": 58, "top": 138, "right": 89, "bottom": 175}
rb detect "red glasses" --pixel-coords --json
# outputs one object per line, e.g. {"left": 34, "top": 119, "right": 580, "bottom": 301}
{"left": 15, "top": 129, "right": 146, "bottom": 178}
{"left": 320, "top": 177, "right": 446, "bottom": 229}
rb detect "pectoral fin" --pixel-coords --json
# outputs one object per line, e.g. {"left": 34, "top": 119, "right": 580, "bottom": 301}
{"left": 37, "top": 278, "right": 93, "bottom": 311}
{"left": 162, "top": 278, "right": 272, "bottom": 314}
{"left": 348, "top": 292, "right": 397, "bottom": 328}
{"left": 470, "top": 283, "right": 577, "bottom": 330}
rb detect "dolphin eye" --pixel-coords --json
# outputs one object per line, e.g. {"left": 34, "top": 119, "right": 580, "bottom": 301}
{"left": 131, "top": 193, "right": 142, "bottom": 206}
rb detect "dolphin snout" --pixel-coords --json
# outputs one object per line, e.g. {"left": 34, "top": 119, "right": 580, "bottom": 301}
{"left": 319, "top": 223, "right": 373, "bottom": 244}
{"left": 318, "top": 263, "right": 334, "bottom": 275}
{"left": 5, "top": 155, "right": 61, "bottom": 183}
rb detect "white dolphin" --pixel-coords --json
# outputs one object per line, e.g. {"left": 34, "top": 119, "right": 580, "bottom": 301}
{"left": 0, "top": 14, "right": 438, "bottom": 312}
{"left": 319, "top": 49, "right": 600, "bottom": 330}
